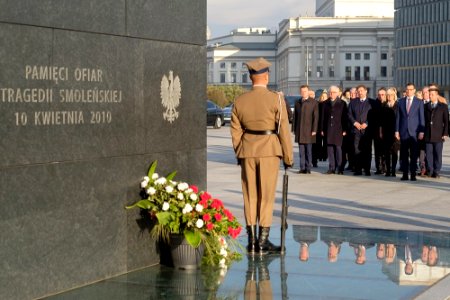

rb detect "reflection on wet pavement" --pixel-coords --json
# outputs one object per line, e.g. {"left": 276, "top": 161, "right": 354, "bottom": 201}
{"left": 46, "top": 226, "right": 450, "bottom": 300}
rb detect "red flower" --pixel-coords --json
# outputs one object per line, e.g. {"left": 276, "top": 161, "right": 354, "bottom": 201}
{"left": 214, "top": 213, "right": 222, "bottom": 221}
{"left": 206, "top": 223, "right": 214, "bottom": 231}
{"left": 200, "top": 192, "right": 211, "bottom": 202}
{"left": 228, "top": 227, "right": 240, "bottom": 239}
{"left": 190, "top": 185, "right": 199, "bottom": 193}
{"left": 203, "top": 213, "right": 211, "bottom": 222}
{"left": 211, "top": 199, "right": 223, "bottom": 210}
{"left": 224, "top": 209, "right": 233, "bottom": 220}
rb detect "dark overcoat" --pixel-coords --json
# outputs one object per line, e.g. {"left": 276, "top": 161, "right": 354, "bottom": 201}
{"left": 321, "top": 98, "right": 348, "bottom": 146}
{"left": 293, "top": 97, "right": 319, "bottom": 144}
{"left": 424, "top": 102, "right": 449, "bottom": 143}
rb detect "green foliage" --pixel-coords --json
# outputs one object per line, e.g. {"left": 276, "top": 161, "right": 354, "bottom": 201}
{"left": 207, "top": 85, "right": 247, "bottom": 107}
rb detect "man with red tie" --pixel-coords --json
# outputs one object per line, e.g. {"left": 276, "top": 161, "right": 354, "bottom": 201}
{"left": 395, "top": 83, "right": 425, "bottom": 181}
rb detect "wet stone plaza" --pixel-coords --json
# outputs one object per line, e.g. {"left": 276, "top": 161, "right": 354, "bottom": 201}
{"left": 44, "top": 225, "right": 450, "bottom": 300}
{"left": 44, "top": 127, "right": 450, "bottom": 299}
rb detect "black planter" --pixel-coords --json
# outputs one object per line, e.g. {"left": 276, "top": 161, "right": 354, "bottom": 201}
{"left": 169, "top": 234, "right": 204, "bottom": 270}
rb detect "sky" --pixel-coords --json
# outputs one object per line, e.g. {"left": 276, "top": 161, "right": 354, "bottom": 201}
{"left": 207, "top": 0, "right": 316, "bottom": 38}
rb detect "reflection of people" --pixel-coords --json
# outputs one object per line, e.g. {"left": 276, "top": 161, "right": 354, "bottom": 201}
{"left": 244, "top": 256, "right": 274, "bottom": 300}
{"left": 327, "top": 241, "right": 342, "bottom": 263}
{"left": 321, "top": 227, "right": 347, "bottom": 263}
{"left": 293, "top": 225, "right": 318, "bottom": 262}
{"left": 231, "top": 57, "right": 294, "bottom": 255}
{"left": 422, "top": 245, "right": 439, "bottom": 267}
{"left": 350, "top": 244, "right": 370, "bottom": 265}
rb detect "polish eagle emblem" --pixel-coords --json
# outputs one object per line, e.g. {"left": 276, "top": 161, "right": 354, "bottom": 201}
{"left": 160, "top": 71, "right": 181, "bottom": 123}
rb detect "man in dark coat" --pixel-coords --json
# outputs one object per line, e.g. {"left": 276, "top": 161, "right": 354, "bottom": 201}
{"left": 320, "top": 85, "right": 348, "bottom": 174}
{"left": 348, "top": 84, "right": 376, "bottom": 176}
{"left": 293, "top": 84, "right": 319, "bottom": 174}
{"left": 424, "top": 88, "right": 449, "bottom": 178}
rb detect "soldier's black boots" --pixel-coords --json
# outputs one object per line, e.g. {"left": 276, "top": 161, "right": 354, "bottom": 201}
{"left": 259, "top": 227, "right": 282, "bottom": 255}
{"left": 246, "top": 225, "right": 258, "bottom": 254}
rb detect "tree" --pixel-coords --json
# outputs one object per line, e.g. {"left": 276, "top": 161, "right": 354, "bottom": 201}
{"left": 207, "top": 85, "right": 247, "bottom": 107}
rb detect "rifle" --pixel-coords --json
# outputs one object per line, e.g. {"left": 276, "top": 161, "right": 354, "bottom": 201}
{"left": 280, "top": 167, "right": 289, "bottom": 255}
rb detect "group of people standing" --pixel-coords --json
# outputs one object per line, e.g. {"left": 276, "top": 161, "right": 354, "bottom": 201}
{"left": 292, "top": 83, "right": 449, "bottom": 180}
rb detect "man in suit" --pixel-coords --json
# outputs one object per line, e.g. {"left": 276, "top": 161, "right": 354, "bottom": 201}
{"left": 293, "top": 84, "right": 318, "bottom": 174}
{"left": 320, "top": 85, "right": 348, "bottom": 174}
{"left": 395, "top": 83, "right": 425, "bottom": 181}
{"left": 374, "top": 88, "right": 387, "bottom": 174}
{"left": 348, "top": 85, "right": 375, "bottom": 176}
{"left": 424, "top": 88, "right": 448, "bottom": 178}
{"left": 231, "top": 57, "right": 293, "bottom": 255}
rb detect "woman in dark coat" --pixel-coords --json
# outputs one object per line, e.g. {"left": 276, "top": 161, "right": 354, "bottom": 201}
{"left": 380, "top": 88, "right": 400, "bottom": 176}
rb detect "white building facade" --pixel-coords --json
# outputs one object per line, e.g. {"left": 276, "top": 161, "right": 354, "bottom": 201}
{"left": 316, "top": 0, "right": 394, "bottom": 18}
{"left": 277, "top": 16, "right": 394, "bottom": 97}
{"left": 206, "top": 28, "right": 278, "bottom": 90}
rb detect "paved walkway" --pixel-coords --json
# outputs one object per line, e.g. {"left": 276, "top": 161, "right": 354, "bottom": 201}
{"left": 207, "top": 127, "right": 450, "bottom": 232}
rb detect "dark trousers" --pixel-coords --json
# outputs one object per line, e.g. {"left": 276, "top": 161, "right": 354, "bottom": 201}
{"left": 425, "top": 142, "right": 443, "bottom": 175}
{"left": 327, "top": 145, "right": 342, "bottom": 171}
{"left": 353, "top": 132, "right": 372, "bottom": 173}
{"left": 374, "top": 137, "right": 385, "bottom": 172}
{"left": 400, "top": 136, "right": 419, "bottom": 176}
{"left": 342, "top": 134, "right": 354, "bottom": 170}
{"left": 384, "top": 144, "right": 398, "bottom": 175}
{"left": 299, "top": 143, "right": 313, "bottom": 171}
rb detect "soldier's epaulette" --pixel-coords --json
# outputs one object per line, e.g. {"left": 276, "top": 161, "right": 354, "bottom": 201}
{"left": 268, "top": 89, "right": 279, "bottom": 95}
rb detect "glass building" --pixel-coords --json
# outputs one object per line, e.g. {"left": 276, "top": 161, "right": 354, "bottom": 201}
{"left": 394, "top": 0, "right": 450, "bottom": 98}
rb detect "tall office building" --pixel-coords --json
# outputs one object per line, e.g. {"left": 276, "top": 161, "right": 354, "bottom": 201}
{"left": 394, "top": 0, "right": 450, "bottom": 98}
{"left": 316, "top": 0, "right": 394, "bottom": 18}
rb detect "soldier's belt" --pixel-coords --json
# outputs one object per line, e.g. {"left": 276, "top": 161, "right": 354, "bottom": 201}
{"left": 245, "top": 129, "right": 277, "bottom": 135}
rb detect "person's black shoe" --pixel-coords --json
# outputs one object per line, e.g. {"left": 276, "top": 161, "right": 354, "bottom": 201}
{"left": 354, "top": 171, "right": 362, "bottom": 176}
{"left": 246, "top": 225, "right": 258, "bottom": 255}
{"left": 337, "top": 171, "right": 344, "bottom": 175}
{"left": 385, "top": 172, "right": 391, "bottom": 177}
{"left": 325, "top": 170, "right": 335, "bottom": 175}
{"left": 365, "top": 171, "right": 371, "bottom": 176}
{"left": 401, "top": 174, "right": 409, "bottom": 181}
{"left": 431, "top": 172, "right": 440, "bottom": 178}
{"left": 410, "top": 175, "right": 417, "bottom": 181}
{"left": 391, "top": 173, "right": 396, "bottom": 177}
{"left": 298, "top": 169, "right": 307, "bottom": 174}
{"left": 312, "top": 163, "right": 318, "bottom": 168}
{"left": 375, "top": 170, "right": 383, "bottom": 175}
{"left": 306, "top": 170, "right": 311, "bottom": 174}
{"left": 259, "top": 227, "right": 281, "bottom": 255}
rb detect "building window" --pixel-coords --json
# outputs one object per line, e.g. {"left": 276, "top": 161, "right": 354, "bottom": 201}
{"left": 329, "top": 66, "right": 335, "bottom": 78}
{"left": 355, "top": 66, "right": 361, "bottom": 80}
{"left": 220, "top": 62, "right": 226, "bottom": 69}
{"left": 355, "top": 53, "right": 361, "bottom": 60}
{"left": 220, "top": 73, "right": 226, "bottom": 83}
{"left": 316, "top": 66, "right": 323, "bottom": 78}
{"left": 317, "top": 52, "right": 324, "bottom": 60}
{"left": 306, "top": 66, "right": 312, "bottom": 78}
{"left": 242, "top": 62, "right": 247, "bottom": 68}
{"left": 364, "top": 53, "right": 370, "bottom": 60}
{"left": 363, "top": 66, "right": 370, "bottom": 80}
{"left": 231, "top": 62, "right": 237, "bottom": 69}
{"left": 231, "top": 72, "right": 237, "bottom": 83}
{"left": 381, "top": 53, "right": 388, "bottom": 60}
{"left": 345, "top": 53, "right": 351, "bottom": 60}
{"left": 345, "top": 66, "right": 352, "bottom": 80}
{"left": 242, "top": 73, "right": 248, "bottom": 83}
{"left": 329, "top": 52, "right": 335, "bottom": 60}
{"left": 380, "top": 66, "right": 387, "bottom": 77}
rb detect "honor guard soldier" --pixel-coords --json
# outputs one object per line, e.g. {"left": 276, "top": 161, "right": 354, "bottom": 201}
{"left": 230, "top": 57, "right": 294, "bottom": 255}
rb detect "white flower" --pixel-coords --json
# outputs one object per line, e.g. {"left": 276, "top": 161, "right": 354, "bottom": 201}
{"left": 177, "top": 182, "right": 189, "bottom": 191}
{"left": 196, "top": 219, "right": 204, "bottom": 228}
{"left": 151, "top": 173, "right": 159, "bottom": 180}
{"left": 140, "top": 180, "right": 149, "bottom": 188}
{"left": 182, "top": 203, "right": 193, "bottom": 214}
{"left": 162, "top": 202, "right": 170, "bottom": 211}
{"left": 189, "top": 193, "right": 198, "bottom": 201}
{"left": 165, "top": 186, "right": 174, "bottom": 193}
{"left": 220, "top": 248, "right": 228, "bottom": 257}
{"left": 170, "top": 180, "right": 177, "bottom": 185}
{"left": 186, "top": 188, "right": 193, "bottom": 194}
{"left": 195, "top": 204, "right": 203, "bottom": 212}
{"left": 147, "top": 187, "right": 156, "bottom": 195}
{"left": 219, "top": 258, "right": 226, "bottom": 268}
{"left": 154, "top": 177, "right": 167, "bottom": 185}
{"left": 177, "top": 193, "right": 184, "bottom": 200}
{"left": 143, "top": 176, "right": 150, "bottom": 182}
{"left": 220, "top": 268, "right": 227, "bottom": 277}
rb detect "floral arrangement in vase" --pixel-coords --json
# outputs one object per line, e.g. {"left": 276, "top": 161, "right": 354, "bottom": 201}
{"left": 126, "top": 161, "right": 243, "bottom": 267}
